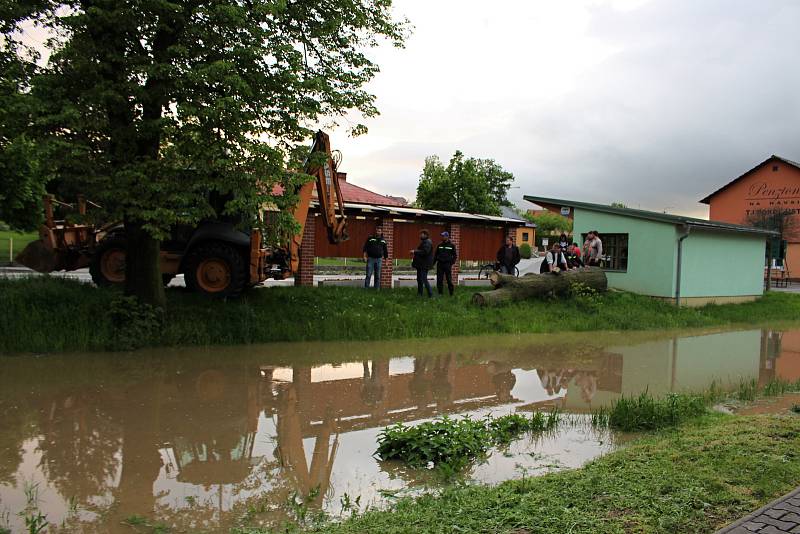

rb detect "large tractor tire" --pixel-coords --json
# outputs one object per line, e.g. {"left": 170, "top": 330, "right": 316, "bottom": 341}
{"left": 184, "top": 241, "right": 247, "bottom": 298}
{"left": 90, "top": 236, "right": 127, "bottom": 287}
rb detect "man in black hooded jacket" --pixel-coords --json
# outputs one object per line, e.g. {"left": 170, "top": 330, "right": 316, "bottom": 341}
{"left": 411, "top": 229, "right": 434, "bottom": 297}
{"left": 434, "top": 231, "right": 457, "bottom": 296}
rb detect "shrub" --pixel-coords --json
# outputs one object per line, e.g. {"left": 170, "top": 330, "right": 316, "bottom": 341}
{"left": 519, "top": 243, "right": 532, "bottom": 259}
{"left": 569, "top": 281, "right": 601, "bottom": 312}
{"left": 376, "top": 411, "right": 560, "bottom": 470}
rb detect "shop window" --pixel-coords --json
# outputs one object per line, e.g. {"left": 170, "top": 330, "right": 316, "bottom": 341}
{"left": 583, "top": 233, "right": 628, "bottom": 272}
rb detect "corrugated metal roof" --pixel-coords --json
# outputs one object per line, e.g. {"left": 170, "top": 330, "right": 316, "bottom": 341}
{"left": 699, "top": 155, "right": 800, "bottom": 204}
{"left": 426, "top": 209, "right": 490, "bottom": 221}
{"left": 499, "top": 205, "right": 527, "bottom": 222}
{"left": 311, "top": 202, "right": 525, "bottom": 225}
{"left": 524, "top": 195, "right": 778, "bottom": 236}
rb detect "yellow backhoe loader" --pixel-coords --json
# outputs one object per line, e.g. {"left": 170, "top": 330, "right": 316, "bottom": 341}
{"left": 15, "top": 131, "right": 348, "bottom": 297}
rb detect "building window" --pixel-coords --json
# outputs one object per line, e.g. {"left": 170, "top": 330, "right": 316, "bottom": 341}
{"left": 522, "top": 232, "right": 529, "bottom": 242}
{"left": 583, "top": 233, "right": 628, "bottom": 272}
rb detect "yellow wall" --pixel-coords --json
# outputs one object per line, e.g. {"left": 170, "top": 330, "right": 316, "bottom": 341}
{"left": 515, "top": 227, "right": 535, "bottom": 248}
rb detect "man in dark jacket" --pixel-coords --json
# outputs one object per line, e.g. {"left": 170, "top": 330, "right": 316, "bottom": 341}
{"left": 434, "top": 231, "right": 458, "bottom": 296}
{"left": 362, "top": 226, "right": 388, "bottom": 289}
{"left": 496, "top": 237, "right": 521, "bottom": 275}
{"left": 411, "top": 229, "right": 434, "bottom": 297}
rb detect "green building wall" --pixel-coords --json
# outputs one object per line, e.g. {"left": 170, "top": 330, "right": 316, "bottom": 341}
{"left": 573, "top": 208, "right": 765, "bottom": 298}
{"left": 679, "top": 228, "right": 764, "bottom": 297}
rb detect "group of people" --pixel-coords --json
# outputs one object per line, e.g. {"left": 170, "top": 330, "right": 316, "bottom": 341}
{"left": 363, "top": 228, "right": 523, "bottom": 297}
{"left": 410, "top": 229, "right": 458, "bottom": 297}
{"left": 539, "top": 230, "right": 603, "bottom": 274}
{"left": 361, "top": 226, "right": 604, "bottom": 295}
{"left": 361, "top": 227, "right": 459, "bottom": 297}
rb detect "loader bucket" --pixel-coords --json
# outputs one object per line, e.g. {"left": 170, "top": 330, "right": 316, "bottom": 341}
{"left": 15, "top": 239, "right": 59, "bottom": 273}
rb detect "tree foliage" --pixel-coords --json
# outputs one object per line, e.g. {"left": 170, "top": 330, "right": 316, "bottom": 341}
{"left": 0, "top": 20, "right": 45, "bottom": 230}
{"left": 415, "top": 151, "right": 513, "bottom": 215}
{"left": 746, "top": 209, "right": 797, "bottom": 237}
{"left": 4, "top": 0, "right": 408, "bottom": 304}
{"left": 524, "top": 210, "right": 573, "bottom": 234}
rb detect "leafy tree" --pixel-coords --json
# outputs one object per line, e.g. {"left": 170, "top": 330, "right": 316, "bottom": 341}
{"left": 0, "top": 17, "right": 45, "bottom": 231}
{"left": 610, "top": 201, "right": 627, "bottom": 208}
{"left": 9, "top": 0, "right": 407, "bottom": 306}
{"left": 524, "top": 210, "right": 573, "bottom": 234}
{"left": 746, "top": 209, "right": 797, "bottom": 236}
{"left": 746, "top": 208, "right": 798, "bottom": 261}
{"left": 415, "top": 151, "right": 513, "bottom": 215}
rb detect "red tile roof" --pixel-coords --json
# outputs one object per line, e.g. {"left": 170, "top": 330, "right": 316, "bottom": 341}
{"left": 336, "top": 180, "right": 407, "bottom": 206}
{"left": 271, "top": 179, "right": 407, "bottom": 207}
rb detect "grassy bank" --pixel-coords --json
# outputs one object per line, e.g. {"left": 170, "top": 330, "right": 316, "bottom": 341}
{"left": 2, "top": 276, "right": 800, "bottom": 353}
{"left": 299, "top": 414, "right": 800, "bottom": 534}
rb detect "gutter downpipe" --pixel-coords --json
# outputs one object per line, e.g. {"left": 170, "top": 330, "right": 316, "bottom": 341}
{"left": 675, "top": 224, "right": 691, "bottom": 307}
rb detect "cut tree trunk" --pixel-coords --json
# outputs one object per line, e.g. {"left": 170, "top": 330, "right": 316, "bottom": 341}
{"left": 473, "top": 267, "right": 608, "bottom": 307}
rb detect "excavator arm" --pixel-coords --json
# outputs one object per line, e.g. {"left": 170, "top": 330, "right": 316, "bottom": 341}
{"left": 287, "top": 130, "right": 349, "bottom": 274}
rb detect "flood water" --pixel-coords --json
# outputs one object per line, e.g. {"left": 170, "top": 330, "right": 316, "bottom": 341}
{"left": 2, "top": 326, "right": 800, "bottom": 532}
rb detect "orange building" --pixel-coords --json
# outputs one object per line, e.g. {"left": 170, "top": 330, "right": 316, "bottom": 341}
{"left": 701, "top": 155, "right": 800, "bottom": 273}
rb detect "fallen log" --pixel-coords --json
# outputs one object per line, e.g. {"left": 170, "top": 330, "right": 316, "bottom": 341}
{"left": 474, "top": 267, "right": 608, "bottom": 307}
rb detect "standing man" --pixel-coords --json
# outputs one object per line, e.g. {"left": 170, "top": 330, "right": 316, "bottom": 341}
{"left": 586, "top": 230, "right": 603, "bottom": 267}
{"left": 411, "top": 229, "right": 434, "bottom": 297}
{"left": 496, "top": 236, "right": 521, "bottom": 275}
{"left": 362, "top": 225, "right": 388, "bottom": 289}
{"left": 434, "top": 231, "right": 458, "bottom": 296}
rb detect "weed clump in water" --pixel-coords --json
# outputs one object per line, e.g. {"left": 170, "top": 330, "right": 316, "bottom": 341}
{"left": 737, "top": 378, "right": 758, "bottom": 402}
{"left": 591, "top": 392, "right": 706, "bottom": 432}
{"left": 376, "top": 411, "right": 560, "bottom": 470}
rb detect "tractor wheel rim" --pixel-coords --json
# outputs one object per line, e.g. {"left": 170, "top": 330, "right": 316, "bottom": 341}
{"left": 197, "top": 259, "right": 231, "bottom": 292}
{"left": 101, "top": 249, "right": 126, "bottom": 283}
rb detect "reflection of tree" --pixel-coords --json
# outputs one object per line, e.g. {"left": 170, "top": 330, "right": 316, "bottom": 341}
{"left": 0, "top": 400, "right": 36, "bottom": 485}
{"left": 36, "top": 390, "right": 122, "bottom": 503}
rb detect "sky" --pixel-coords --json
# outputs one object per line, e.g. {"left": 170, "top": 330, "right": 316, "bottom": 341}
{"left": 329, "top": 0, "right": 800, "bottom": 217}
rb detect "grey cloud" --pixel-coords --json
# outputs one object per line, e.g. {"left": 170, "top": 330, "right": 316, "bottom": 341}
{"left": 498, "top": 0, "right": 800, "bottom": 213}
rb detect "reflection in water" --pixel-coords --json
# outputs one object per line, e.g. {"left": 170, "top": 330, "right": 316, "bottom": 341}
{"left": 1, "top": 326, "right": 799, "bottom": 532}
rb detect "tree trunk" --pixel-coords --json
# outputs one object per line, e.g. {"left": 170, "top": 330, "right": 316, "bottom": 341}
{"left": 473, "top": 267, "right": 608, "bottom": 307}
{"left": 124, "top": 220, "right": 166, "bottom": 308}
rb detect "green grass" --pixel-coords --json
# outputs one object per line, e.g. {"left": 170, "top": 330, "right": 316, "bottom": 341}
{"left": 0, "top": 230, "right": 38, "bottom": 263}
{"left": 305, "top": 414, "right": 800, "bottom": 534}
{"left": 591, "top": 392, "right": 707, "bottom": 431}
{"left": 2, "top": 276, "right": 800, "bottom": 353}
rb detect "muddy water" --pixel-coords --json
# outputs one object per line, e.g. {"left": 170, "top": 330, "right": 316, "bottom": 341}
{"left": 2, "top": 326, "right": 799, "bottom": 532}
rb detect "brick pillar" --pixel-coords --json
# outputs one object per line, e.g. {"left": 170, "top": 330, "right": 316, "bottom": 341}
{"left": 295, "top": 213, "right": 315, "bottom": 286}
{"left": 379, "top": 218, "right": 394, "bottom": 289}
{"left": 449, "top": 223, "right": 461, "bottom": 282}
{"left": 506, "top": 225, "right": 516, "bottom": 243}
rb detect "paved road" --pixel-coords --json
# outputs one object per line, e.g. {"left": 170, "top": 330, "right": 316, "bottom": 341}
{"left": 716, "top": 487, "right": 800, "bottom": 534}
{"left": 0, "top": 266, "right": 495, "bottom": 288}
